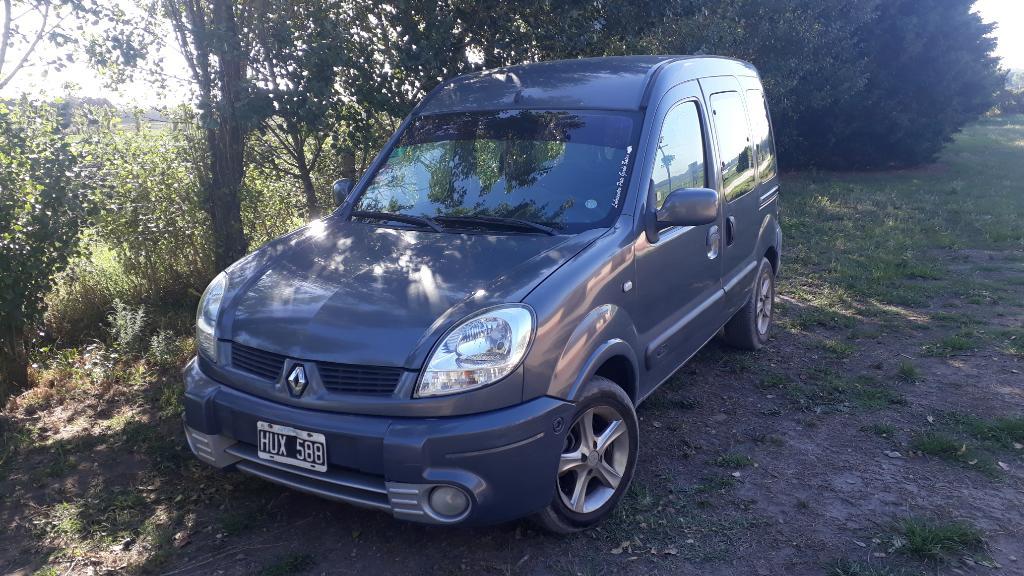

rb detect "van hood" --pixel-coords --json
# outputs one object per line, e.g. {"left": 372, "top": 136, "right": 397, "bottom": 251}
{"left": 219, "top": 218, "right": 601, "bottom": 369}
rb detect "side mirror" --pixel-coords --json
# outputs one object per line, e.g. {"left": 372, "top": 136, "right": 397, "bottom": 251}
{"left": 656, "top": 187, "right": 719, "bottom": 228}
{"left": 332, "top": 178, "right": 353, "bottom": 206}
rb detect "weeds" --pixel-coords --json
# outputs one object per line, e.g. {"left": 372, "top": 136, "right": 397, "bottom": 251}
{"left": 821, "top": 339, "right": 856, "bottom": 358}
{"left": 786, "top": 371, "right": 905, "bottom": 413}
{"left": 921, "top": 332, "right": 976, "bottom": 357}
{"left": 861, "top": 423, "right": 895, "bottom": 438}
{"left": 911, "top": 432, "right": 998, "bottom": 476}
{"left": 944, "top": 412, "right": 1024, "bottom": 449}
{"left": 895, "top": 516, "right": 985, "bottom": 561}
{"left": 896, "top": 361, "right": 919, "bottom": 382}
{"left": 108, "top": 299, "right": 147, "bottom": 353}
{"left": 712, "top": 453, "right": 753, "bottom": 468}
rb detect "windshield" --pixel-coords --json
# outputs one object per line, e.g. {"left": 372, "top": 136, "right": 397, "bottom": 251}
{"left": 353, "top": 110, "right": 639, "bottom": 233}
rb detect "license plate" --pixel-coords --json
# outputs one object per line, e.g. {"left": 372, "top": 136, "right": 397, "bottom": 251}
{"left": 257, "top": 421, "right": 327, "bottom": 472}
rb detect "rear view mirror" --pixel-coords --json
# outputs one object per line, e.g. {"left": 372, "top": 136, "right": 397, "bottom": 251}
{"left": 656, "top": 187, "right": 719, "bottom": 228}
{"left": 332, "top": 179, "right": 353, "bottom": 206}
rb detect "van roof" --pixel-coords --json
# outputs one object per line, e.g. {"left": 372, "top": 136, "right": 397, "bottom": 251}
{"left": 418, "top": 55, "right": 758, "bottom": 115}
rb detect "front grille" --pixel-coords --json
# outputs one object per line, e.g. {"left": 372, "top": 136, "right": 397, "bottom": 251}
{"left": 230, "top": 343, "right": 403, "bottom": 395}
{"left": 232, "top": 343, "right": 286, "bottom": 380}
{"left": 318, "top": 363, "right": 403, "bottom": 395}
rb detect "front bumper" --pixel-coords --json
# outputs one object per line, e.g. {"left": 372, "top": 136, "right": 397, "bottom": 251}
{"left": 182, "top": 358, "right": 574, "bottom": 525}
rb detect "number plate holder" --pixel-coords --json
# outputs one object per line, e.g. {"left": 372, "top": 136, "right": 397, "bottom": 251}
{"left": 256, "top": 421, "right": 327, "bottom": 472}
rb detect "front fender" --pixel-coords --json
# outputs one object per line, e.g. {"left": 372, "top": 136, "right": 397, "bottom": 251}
{"left": 546, "top": 304, "right": 641, "bottom": 403}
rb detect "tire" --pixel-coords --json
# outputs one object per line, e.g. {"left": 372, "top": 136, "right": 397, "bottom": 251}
{"left": 534, "top": 376, "right": 639, "bottom": 534}
{"left": 722, "top": 257, "right": 775, "bottom": 350}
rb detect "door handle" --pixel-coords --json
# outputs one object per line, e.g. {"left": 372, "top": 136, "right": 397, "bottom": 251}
{"left": 725, "top": 216, "right": 736, "bottom": 246}
{"left": 706, "top": 225, "right": 721, "bottom": 260}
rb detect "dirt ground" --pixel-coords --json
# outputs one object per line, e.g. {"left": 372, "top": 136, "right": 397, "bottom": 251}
{"left": 2, "top": 118, "right": 1023, "bottom": 576}
{"left": 150, "top": 254, "right": 1024, "bottom": 576}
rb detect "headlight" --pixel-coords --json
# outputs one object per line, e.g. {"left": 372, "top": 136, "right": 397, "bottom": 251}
{"left": 196, "top": 272, "right": 227, "bottom": 362}
{"left": 416, "top": 306, "right": 534, "bottom": 397}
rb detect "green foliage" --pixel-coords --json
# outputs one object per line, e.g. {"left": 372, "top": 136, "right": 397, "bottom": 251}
{"left": 0, "top": 100, "right": 96, "bottom": 391}
{"left": 86, "top": 106, "right": 215, "bottom": 300}
{"left": 0, "top": 101, "right": 93, "bottom": 327}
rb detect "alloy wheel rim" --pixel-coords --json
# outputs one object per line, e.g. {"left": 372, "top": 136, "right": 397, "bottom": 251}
{"left": 756, "top": 273, "right": 772, "bottom": 335}
{"left": 557, "top": 405, "right": 630, "bottom": 514}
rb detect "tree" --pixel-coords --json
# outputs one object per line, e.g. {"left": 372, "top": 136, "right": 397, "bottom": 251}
{"left": 0, "top": 0, "right": 158, "bottom": 91}
{"left": 242, "top": 0, "right": 348, "bottom": 219}
{"left": 0, "top": 101, "right": 94, "bottom": 395}
{"left": 165, "top": 0, "right": 262, "bottom": 270}
{"left": 830, "top": 0, "right": 1003, "bottom": 168}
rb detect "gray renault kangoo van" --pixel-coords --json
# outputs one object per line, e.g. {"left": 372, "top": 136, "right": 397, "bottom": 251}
{"left": 184, "top": 55, "right": 782, "bottom": 532}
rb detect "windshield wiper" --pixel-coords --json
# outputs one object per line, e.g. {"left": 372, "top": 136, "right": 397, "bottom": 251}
{"left": 351, "top": 210, "right": 443, "bottom": 232}
{"left": 433, "top": 215, "right": 560, "bottom": 236}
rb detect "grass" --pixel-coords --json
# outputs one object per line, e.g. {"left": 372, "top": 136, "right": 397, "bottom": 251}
{"left": 712, "top": 453, "right": 753, "bottom": 468}
{"left": 921, "top": 332, "right": 977, "bottom": 357}
{"left": 821, "top": 338, "right": 856, "bottom": 358}
{"left": 944, "top": 412, "right": 1024, "bottom": 449}
{"left": 861, "top": 423, "right": 895, "bottom": 438}
{"left": 785, "top": 370, "right": 905, "bottom": 413}
{"left": 910, "top": 432, "right": 998, "bottom": 476}
{"left": 782, "top": 116, "right": 1024, "bottom": 327}
{"left": 999, "top": 329, "right": 1024, "bottom": 356}
{"left": 895, "top": 516, "right": 985, "bottom": 561}
{"left": 895, "top": 361, "right": 919, "bottom": 382}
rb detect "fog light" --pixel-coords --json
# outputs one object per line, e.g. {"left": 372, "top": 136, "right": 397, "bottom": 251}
{"left": 428, "top": 486, "right": 470, "bottom": 518}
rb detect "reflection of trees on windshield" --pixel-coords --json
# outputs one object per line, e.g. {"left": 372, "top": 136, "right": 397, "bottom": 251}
{"left": 357, "top": 110, "right": 629, "bottom": 231}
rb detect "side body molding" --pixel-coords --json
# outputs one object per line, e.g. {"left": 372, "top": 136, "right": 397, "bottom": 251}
{"left": 547, "top": 304, "right": 641, "bottom": 403}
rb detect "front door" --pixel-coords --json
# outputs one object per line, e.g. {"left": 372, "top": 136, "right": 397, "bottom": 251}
{"left": 700, "top": 76, "right": 760, "bottom": 313}
{"left": 633, "top": 81, "right": 724, "bottom": 395}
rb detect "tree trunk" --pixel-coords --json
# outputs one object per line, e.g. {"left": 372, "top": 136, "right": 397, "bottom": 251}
{"left": 291, "top": 131, "right": 320, "bottom": 219}
{"left": 0, "top": 321, "right": 27, "bottom": 400}
{"left": 205, "top": 0, "right": 249, "bottom": 270}
{"left": 298, "top": 167, "right": 320, "bottom": 219}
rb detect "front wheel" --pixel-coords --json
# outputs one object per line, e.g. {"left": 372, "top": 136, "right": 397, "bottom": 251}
{"left": 534, "top": 376, "right": 638, "bottom": 533}
{"left": 722, "top": 257, "right": 775, "bottom": 350}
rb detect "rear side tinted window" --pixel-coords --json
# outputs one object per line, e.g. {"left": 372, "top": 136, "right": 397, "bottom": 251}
{"left": 746, "top": 89, "right": 777, "bottom": 182}
{"left": 709, "top": 91, "right": 755, "bottom": 202}
{"left": 651, "top": 101, "right": 707, "bottom": 209}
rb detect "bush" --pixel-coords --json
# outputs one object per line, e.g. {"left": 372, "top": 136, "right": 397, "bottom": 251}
{"left": 84, "top": 106, "right": 215, "bottom": 304}
{"left": 1, "top": 100, "right": 96, "bottom": 395}
{"left": 44, "top": 243, "right": 137, "bottom": 344}
{"left": 107, "top": 300, "right": 147, "bottom": 353}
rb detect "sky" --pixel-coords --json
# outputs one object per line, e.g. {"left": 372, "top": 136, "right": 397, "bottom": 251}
{"left": 1, "top": 0, "right": 1022, "bottom": 107}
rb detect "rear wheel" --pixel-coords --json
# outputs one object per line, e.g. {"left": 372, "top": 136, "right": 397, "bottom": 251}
{"left": 722, "top": 257, "right": 775, "bottom": 350}
{"left": 535, "top": 376, "right": 638, "bottom": 534}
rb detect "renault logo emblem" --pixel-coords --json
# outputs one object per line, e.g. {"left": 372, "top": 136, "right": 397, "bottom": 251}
{"left": 287, "top": 364, "right": 308, "bottom": 397}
